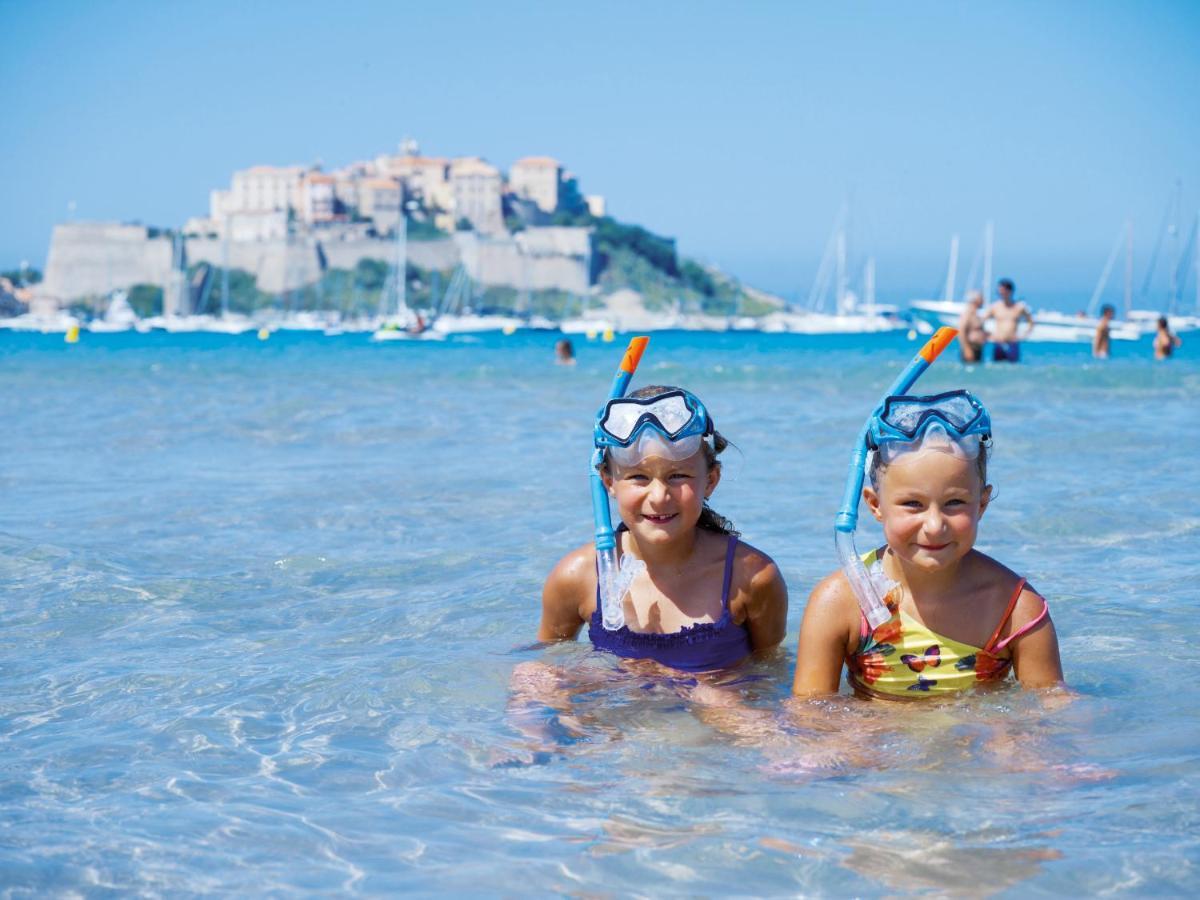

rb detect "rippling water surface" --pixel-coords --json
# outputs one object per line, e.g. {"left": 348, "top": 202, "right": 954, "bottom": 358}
{"left": 1, "top": 330, "right": 1197, "bottom": 895}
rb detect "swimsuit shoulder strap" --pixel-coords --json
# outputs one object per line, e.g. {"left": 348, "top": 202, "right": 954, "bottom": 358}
{"left": 983, "top": 577, "right": 1048, "bottom": 653}
{"left": 721, "top": 534, "right": 738, "bottom": 610}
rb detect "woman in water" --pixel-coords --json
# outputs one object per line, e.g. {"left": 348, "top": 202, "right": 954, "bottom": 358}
{"left": 793, "top": 390, "right": 1063, "bottom": 698}
{"left": 1154, "top": 316, "right": 1182, "bottom": 360}
{"left": 538, "top": 385, "right": 788, "bottom": 672}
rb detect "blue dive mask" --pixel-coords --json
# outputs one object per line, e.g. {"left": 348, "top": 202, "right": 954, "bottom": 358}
{"left": 595, "top": 389, "right": 714, "bottom": 465}
{"left": 868, "top": 390, "right": 991, "bottom": 461}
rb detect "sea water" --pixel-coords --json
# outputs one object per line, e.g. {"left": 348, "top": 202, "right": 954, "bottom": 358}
{"left": 0, "top": 330, "right": 1197, "bottom": 895}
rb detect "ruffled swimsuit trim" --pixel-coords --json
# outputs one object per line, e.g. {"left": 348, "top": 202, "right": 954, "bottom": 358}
{"left": 587, "top": 529, "right": 752, "bottom": 672}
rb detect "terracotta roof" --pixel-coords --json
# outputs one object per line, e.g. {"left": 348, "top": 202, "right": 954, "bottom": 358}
{"left": 361, "top": 177, "right": 401, "bottom": 190}
{"left": 243, "top": 165, "right": 304, "bottom": 176}
{"left": 451, "top": 157, "right": 500, "bottom": 177}
{"left": 513, "top": 156, "right": 561, "bottom": 168}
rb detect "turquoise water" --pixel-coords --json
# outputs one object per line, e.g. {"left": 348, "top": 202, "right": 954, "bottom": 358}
{"left": 1, "top": 330, "right": 1197, "bottom": 895}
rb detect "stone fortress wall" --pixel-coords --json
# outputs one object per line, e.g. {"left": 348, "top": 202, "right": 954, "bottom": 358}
{"left": 39, "top": 223, "right": 592, "bottom": 304}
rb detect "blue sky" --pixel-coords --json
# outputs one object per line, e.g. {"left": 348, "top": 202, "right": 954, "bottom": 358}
{"left": 2, "top": 0, "right": 1198, "bottom": 306}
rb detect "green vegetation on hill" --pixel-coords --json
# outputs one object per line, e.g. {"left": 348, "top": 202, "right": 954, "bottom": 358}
{"left": 127, "top": 284, "right": 163, "bottom": 317}
{"left": 553, "top": 212, "right": 776, "bottom": 316}
{"left": 1, "top": 267, "right": 41, "bottom": 285}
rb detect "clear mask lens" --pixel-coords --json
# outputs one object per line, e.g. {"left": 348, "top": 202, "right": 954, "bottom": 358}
{"left": 883, "top": 394, "right": 980, "bottom": 435}
{"left": 877, "top": 422, "right": 985, "bottom": 464}
{"left": 601, "top": 394, "right": 695, "bottom": 442}
{"left": 609, "top": 433, "right": 705, "bottom": 467}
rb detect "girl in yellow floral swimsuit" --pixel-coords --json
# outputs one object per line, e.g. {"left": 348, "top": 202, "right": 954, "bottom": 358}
{"left": 793, "top": 390, "right": 1064, "bottom": 699}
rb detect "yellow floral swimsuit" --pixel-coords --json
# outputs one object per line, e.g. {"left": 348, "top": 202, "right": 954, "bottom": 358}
{"left": 846, "top": 550, "right": 1047, "bottom": 698}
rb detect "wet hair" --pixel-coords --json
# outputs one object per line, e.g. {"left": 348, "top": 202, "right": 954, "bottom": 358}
{"left": 998, "top": 278, "right": 1015, "bottom": 292}
{"left": 1158, "top": 316, "right": 1169, "bottom": 330}
{"left": 1100, "top": 304, "right": 1115, "bottom": 318}
{"left": 868, "top": 437, "right": 991, "bottom": 493}
{"left": 600, "top": 384, "right": 738, "bottom": 535}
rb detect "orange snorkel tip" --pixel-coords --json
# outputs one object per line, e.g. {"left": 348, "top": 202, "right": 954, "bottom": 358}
{"left": 919, "top": 327, "right": 959, "bottom": 363}
{"left": 620, "top": 336, "right": 649, "bottom": 375}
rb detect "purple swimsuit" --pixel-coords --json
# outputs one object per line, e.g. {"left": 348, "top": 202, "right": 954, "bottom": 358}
{"left": 588, "top": 533, "right": 752, "bottom": 672}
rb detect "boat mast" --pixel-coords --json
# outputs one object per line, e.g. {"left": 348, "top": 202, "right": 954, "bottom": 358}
{"left": 1124, "top": 220, "right": 1133, "bottom": 317}
{"left": 864, "top": 257, "right": 876, "bottom": 316}
{"left": 943, "top": 234, "right": 959, "bottom": 303}
{"left": 394, "top": 209, "right": 408, "bottom": 318}
{"left": 1087, "top": 226, "right": 1125, "bottom": 317}
{"left": 982, "top": 222, "right": 993, "bottom": 301}
{"left": 1169, "top": 178, "right": 1181, "bottom": 315}
{"left": 835, "top": 230, "right": 847, "bottom": 315}
{"left": 221, "top": 228, "right": 230, "bottom": 319}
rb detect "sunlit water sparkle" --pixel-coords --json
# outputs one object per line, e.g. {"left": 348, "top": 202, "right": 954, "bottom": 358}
{"left": 1, "top": 330, "right": 1197, "bottom": 895}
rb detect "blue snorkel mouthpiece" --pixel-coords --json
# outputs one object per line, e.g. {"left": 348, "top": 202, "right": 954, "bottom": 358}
{"left": 592, "top": 337, "right": 649, "bottom": 631}
{"left": 836, "top": 328, "right": 958, "bottom": 629}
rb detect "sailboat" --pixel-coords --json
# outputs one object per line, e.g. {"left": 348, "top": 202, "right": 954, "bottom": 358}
{"left": 87, "top": 289, "right": 138, "bottom": 332}
{"left": 767, "top": 208, "right": 906, "bottom": 334}
{"left": 908, "top": 224, "right": 1140, "bottom": 343}
{"left": 372, "top": 213, "right": 444, "bottom": 342}
{"left": 203, "top": 232, "right": 256, "bottom": 334}
{"left": 1126, "top": 185, "right": 1200, "bottom": 333}
{"left": 428, "top": 261, "right": 522, "bottom": 334}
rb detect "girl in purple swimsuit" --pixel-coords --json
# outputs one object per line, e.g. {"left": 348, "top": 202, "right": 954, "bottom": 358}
{"left": 538, "top": 385, "right": 788, "bottom": 673}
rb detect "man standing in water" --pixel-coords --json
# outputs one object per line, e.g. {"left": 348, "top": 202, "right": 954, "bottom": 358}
{"left": 956, "top": 291, "right": 988, "bottom": 363}
{"left": 1092, "top": 305, "right": 1115, "bottom": 359}
{"left": 981, "top": 278, "right": 1034, "bottom": 363}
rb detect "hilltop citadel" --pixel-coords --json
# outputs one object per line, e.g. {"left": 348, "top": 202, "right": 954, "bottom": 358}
{"left": 23, "top": 140, "right": 779, "bottom": 326}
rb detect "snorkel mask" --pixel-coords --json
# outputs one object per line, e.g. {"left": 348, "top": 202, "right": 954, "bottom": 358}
{"left": 835, "top": 328, "right": 960, "bottom": 628}
{"left": 868, "top": 390, "right": 991, "bottom": 467}
{"left": 590, "top": 337, "right": 650, "bottom": 631}
{"left": 595, "top": 389, "right": 715, "bottom": 467}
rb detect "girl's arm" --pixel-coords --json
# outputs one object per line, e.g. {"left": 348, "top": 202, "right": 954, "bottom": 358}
{"left": 792, "top": 573, "right": 856, "bottom": 697}
{"left": 1009, "top": 587, "right": 1065, "bottom": 689}
{"left": 537, "top": 545, "right": 592, "bottom": 642}
{"left": 738, "top": 547, "right": 788, "bottom": 652}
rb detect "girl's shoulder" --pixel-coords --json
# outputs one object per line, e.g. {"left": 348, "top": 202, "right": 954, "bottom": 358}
{"left": 962, "top": 551, "right": 1049, "bottom": 632}
{"left": 543, "top": 542, "right": 598, "bottom": 599}
{"left": 730, "top": 537, "right": 784, "bottom": 587}
{"left": 804, "top": 567, "right": 862, "bottom": 633}
{"left": 727, "top": 537, "right": 788, "bottom": 621}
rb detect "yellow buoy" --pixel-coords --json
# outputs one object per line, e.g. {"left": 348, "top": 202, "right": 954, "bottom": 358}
{"left": 585, "top": 328, "right": 598, "bottom": 340}
{"left": 907, "top": 328, "right": 918, "bottom": 341}
{"left": 64, "top": 324, "right": 80, "bottom": 344}
{"left": 502, "top": 324, "right": 517, "bottom": 336}
{"left": 602, "top": 328, "right": 614, "bottom": 342}
{"left": 257, "top": 328, "right": 270, "bottom": 341}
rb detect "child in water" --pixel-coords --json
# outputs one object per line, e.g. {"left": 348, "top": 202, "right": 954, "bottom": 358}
{"left": 539, "top": 385, "right": 788, "bottom": 671}
{"left": 794, "top": 390, "right": 1063, "bottom": 698}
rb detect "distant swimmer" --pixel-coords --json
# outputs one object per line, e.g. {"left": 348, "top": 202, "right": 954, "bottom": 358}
{"left": 539, "top": 338, "right": 787, "bottom": 672}
{"left": 957, "top": 291, "right": 987, "bottom": 363}
{"left": 981, "top": 278, "right": 1034, "bottom": 363}
{"left": 1154, "top": 316, "right": 1182, "bottom": 360}
{"left": 554, "top": 338, "right": 576, "bottom": 365}
{"left": 1092, "top": 304, "right": 1115, "bottom": 359}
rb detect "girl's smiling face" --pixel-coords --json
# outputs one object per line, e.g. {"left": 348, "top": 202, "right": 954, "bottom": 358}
{"left": 863, "top": 448, "right": 991, "bottom": 571}
{"left": 603, "top": 450, "right": 719, "bottom": 545}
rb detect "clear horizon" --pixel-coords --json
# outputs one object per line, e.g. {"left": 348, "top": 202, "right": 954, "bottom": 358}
{"left": 3, "top": 1, "right": 1198, "bottom": 309}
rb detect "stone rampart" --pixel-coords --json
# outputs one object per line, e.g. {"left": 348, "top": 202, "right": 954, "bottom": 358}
{"left": 40, "top": 222, "right": 593, "bottom": 304}
{"left": 40, "top": 223, "right": 174, "bottom": 302}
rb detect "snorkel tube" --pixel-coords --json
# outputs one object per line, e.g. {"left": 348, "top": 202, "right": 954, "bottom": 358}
{"left": 835, "top": 327, "right": 958, "bottom": 629}
{"left": 592, "top": 336, "right": 650, "bottom": 630}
